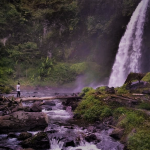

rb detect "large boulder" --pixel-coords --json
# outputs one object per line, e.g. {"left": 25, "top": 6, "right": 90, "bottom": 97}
{"left": 30, "top": 102, "right": 42, "bottom": 112}
{"left": 20, "top": 132, "right": 50, "bottom": 149}
{"left": 0, "top": 111, "right": 48, "bottom": 133}
{"left": 85, "top": 134, "right": 97, "bottom": 142}
{"left": 62, "top": 98, "right": 80, "bottom": 111}
{"left": 109, "top": 128, "right": 124, "bottom": 140}
{"left": 18, "top": 132, "right": 32, "bottom": 140}
{"left": 124, "top": 72, "right": 145, "bottom": 85}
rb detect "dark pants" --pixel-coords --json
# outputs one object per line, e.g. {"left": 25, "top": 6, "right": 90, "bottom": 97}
{"left": 17, "top": 91, "right": 20, "bottom": 97}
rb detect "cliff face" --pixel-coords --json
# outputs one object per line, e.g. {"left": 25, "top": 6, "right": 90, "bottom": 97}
{"left": 0, "top": 0, "right": 143, "bottom": 84}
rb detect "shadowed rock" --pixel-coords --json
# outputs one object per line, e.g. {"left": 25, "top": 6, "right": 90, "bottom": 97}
{"left": 0, "top": 111, "right": 48, "bottom": 133}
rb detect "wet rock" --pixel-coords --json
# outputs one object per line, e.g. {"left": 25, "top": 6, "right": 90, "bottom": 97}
{"left": 96, "top": 139, "right": 124, "bottom": 150}
{"left": 65, "top": 140, "right": 75, "bottom": 147}
{"left": 15, "top": 146, "right": 35, "bottom": 150}
{"left": 109, "top": 128, "right": 124, "bottom": 140}
{"left": 30, "top": 102, "right": 42, "bottom": 112}
{"left": 94, "top": 121, "right": 105, "bottom": 130}
{"left": 41, "top": 105, "right": 52, "bottom": 111}
{"left": 47, "top": 130, "right": 58, "bottom": 134}
{"left": 87, "top": 126, "right": 96, "bottom": 133}
{"left": 63, "top": 98, "right": 80, "bottom": 111}
{"left": 7, "top": 132, "right": 17, "bottom": 138}
{"left": 0, "top": 146, "right": 13, "bottom": 150}
{"left": 20, "top": 132, "right": 50, "bottom": 149}
{"left": 85, "top": 134, "right": 97, "bottom": 142}
{"left": 43, "top": 101, "right": 56, "bottom": 106}
{"left": 0, "top": 111, "right": 48, "bottom": 133}
{"left": 18, "top": 132, "right": 32, "bottom": 140}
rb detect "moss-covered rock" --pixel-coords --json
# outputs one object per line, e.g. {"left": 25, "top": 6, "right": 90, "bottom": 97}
{"left": 142, "top": 72, "right": 150, "bottom": 82}
{"left": 20, "top": 132, "right": 50, "bottom": 149}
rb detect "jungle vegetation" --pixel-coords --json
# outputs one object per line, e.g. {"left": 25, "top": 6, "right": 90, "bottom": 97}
{"left": 0, "top": 0, "right": 141, "bottom": 88}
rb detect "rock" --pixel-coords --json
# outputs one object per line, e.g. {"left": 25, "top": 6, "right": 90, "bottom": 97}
{"left": 30, "top": 102, "right": 42, "bottom": 112}
{"left": 7, "top": 132, "right": 17, "bottom": 138}
{"left": 43, "top": 101, "right": 56, "bottom": 106}
{"left": 142, "top": 90, "right": 150, "bottom": 94}
{"left": 20, "top": 132, "right": 50, "bottom": 149}
{"left": 18, "top": 132, "right": 32, "bottom": 140}
{"left": 85, "top": 134, "right": 97, "bottom": 142}
{"left": 63, "top": 98, "right": 80, "bottom": 111}
{"left": 23, "top": 106, "right": 31, "bottom": 112}
{"left": 64, "top": 140, "right": 75, "bottom": 147}
{"left": 41, "top": 105, "right": 52, "bottom": 111}
{"left": 124, "top": 73, "right": 145, "bottom": 85}
{"left": 0, "top": 111, "right": 3, "bottom": 116}
{"left": 0, "top": 111, "right": 48, "bottom": 133}
{"left": 87, "top": 126, "right": 96, "bottom": 133}
{"left": 0, "top": 146, "right": 13, "bottom": 150}
{"left": 109, "top": 128, "right": 124, "bottom": 140}
{"left": 73, "top": 113, "right": 81, "bottom": 119}
{"left": 15, "top": 146, "right": 35, "bottom": 150}
{"left": 105, "top": 87, "right": 115, "bottom": 94}
{"left": 1, "top": 115, "right": 10, "bottom": 120}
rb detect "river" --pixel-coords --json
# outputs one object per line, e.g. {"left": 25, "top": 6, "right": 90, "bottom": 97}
{"left": 0, "top": 91, "right": 124, "bottom": 150}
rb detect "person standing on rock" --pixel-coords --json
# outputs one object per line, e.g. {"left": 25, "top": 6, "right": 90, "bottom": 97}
{"left": 17, "top": 82, "right": 21, "bottom": 98}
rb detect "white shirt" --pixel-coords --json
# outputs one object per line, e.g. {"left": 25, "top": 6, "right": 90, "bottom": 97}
{"left": 17, "top": 84, "right": 20, "bottom": 91}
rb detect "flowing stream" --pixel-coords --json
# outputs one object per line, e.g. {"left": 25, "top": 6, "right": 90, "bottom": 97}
{"left": 108, "top": 0, "right": 149, "bottom": 87}
{"left": 0, "top": 91, "right": 124, "bottom": 150}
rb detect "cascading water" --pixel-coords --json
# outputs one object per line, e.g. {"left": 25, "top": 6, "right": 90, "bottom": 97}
{"left": 108, "top": 0, "right": 149, "bottom": 87}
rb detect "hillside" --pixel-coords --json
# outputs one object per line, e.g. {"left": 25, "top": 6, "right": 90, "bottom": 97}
{"left": 0, "top": 0, "right": 141, "bottom": 88}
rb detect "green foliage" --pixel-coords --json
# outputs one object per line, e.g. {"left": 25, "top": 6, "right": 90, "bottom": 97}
{"left": 49, "top": 63, "right": 76, "bottom": 84}
{"left": 95, "top": 86, "right": 106, "bottom": 94}
{"left": 128, "top": 130, "right": 150, "bottom": 150}
{"left": 118, "top": 111, "right": 145, "bottom": 131}
{"left": 0, "top": 86, "right": 11, "bottom": 94}
{"left": 113, "top": 107, "right": 127, "bottom": 116}
{"left": 115, "top": 84, "right": 130, "bottom": 94}
{"left": 137, "top": 102, "right": 150, "bottom": 110}
{"left": 38, "top": 57, "right": 53, "bottom": 78}
{"left": 70, "top": 62, "right": 88, "bottom": 75}
{"left": 75, "top": 90, "right": 112, "bottom": 122}
{"left": 81, "top": 87, "right": 94, "bottom": 95}
{"left": 142, "top": 72, "right": 150, "bottom": 82}
{"left": 0, "top": 0, "right": 140, "bottom": 87}
{"left": 83, "top": 105, "right": 111, "bottom": 122}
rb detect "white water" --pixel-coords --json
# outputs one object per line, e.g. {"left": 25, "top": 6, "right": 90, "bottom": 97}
{"left": 108, "top": 0, "right": 149, "bottom": 87}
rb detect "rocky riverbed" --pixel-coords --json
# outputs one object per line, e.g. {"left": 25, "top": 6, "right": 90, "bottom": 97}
{"left": 0, "top": 93, "right": 124, "bottom": 150}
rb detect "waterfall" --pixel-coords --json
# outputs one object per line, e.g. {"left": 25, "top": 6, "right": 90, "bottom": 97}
{"left": 108, "top": 0, "right": 149, "bottom": 87}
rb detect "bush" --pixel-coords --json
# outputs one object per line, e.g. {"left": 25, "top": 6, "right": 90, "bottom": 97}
{"left": 137, "top": 102, "right": 150, "bottom": 110}
{"left": 50, "top": 63, "right": 76, "bottom": 84}
{"left": 119, "top": 112, "right": 144, "bottom": 131}
{"left": 115, "top": 84, "right": 129, "bottom": 94}
{"left": 70, "top": 62, "right": 88, "bottom": 75}
{"left": 114, "top": 107, "right": 127, "bottom": 116}
{"left": 95, "top": 86, "right": 106, "bottom": 94}
{"left": 79, "top": 87, "right": 94, "bottom": 97}
{"left": 0, "top": 86, "right": 11, "bottom": 94}
{"left": 75, "top": 91, "right": 112, "bottom": 122}
{"left": 128, "top": 130, "right": 150, "bottom": 150}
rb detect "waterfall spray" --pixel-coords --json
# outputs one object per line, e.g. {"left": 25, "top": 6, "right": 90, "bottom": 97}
{"left": 108, "top": 0, "right": 149, "bottom": 87}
